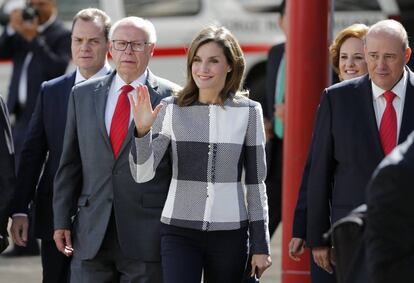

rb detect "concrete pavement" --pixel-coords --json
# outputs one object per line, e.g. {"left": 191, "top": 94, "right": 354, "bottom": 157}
{"left": 0, "top": 227, "right": 282, "bottom": 283}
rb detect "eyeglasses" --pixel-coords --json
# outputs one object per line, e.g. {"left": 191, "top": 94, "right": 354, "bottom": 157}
{"left": 111, "top": 40, "right": 151, "bottom": 52}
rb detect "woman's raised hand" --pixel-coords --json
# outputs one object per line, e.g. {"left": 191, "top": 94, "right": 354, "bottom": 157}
{"left": 128, "top": 85, "right": 163, "bottom": 137}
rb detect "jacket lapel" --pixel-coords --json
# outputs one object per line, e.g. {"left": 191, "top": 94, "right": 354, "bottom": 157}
{"left": 360, "top": 75, "right": 385, "bottom": 159}
{"left": 115, "top": 121, "right": 137, "bottom": 163}
{"left": 63, "top": 72, "right": 76, "bottom": 100}
{"left": 57, "top": 72, "right": 76, "bottom": 127}
{"left": 94, "top": 72, "right": 115, "bottom": 151}
{"left": 398, "top": 69, "right": 414, "bottom": 144}
{"left": 146, "top": 71, "right": 161, "bottom": 107}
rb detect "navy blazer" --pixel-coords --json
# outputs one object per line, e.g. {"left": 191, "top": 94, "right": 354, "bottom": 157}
{"left": 12, "top": 72, "right": 75, "bottom": 240}
{"left": 306, "top": 69, "right": 414, "bottom": 247}
{"left": 292, "top": 152, "right": 311, "bottom": 238}
{"left": 263, "top": 43, "right": 285, "bottom": 121}
{"left": 0, "top": 96, "right": 15, "bottom": 237}
{"left": 0, "top": 19, "right": 71, "bottom": 127}
{"left": 366, "top": 131, "right": 414, "bottom": 283}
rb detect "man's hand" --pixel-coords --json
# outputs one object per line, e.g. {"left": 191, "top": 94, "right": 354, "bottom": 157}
{"left": 53, "top": 229, "right": 73, "bottom": 257}
{"left": 9, "top": 9, "right": 23, "bottom": 33}
{"left": 19, "top": 17, "right": 39, "bottom": 42}
{"left": 128, "top": 85, "right": 163, "bottom": 137}
{"left": 274, "top": 103, "right": 285, "bottom": 124}
{"left": 263, "top": 118, "right": 274, "bottom": 142}
{"left": 250, "top": 254, "right": 272, "bottom": 279}
{"left": 8, "top": 9, "right": 38, "bottom": 42}
{"left": 288, "top": 237, "right": 306, "bottom": 261}
{"left": 312, "top": 246, "right": 334, "bottom": 274}
{"left": 10, "top": 215, "right": 29, "bottom": 247}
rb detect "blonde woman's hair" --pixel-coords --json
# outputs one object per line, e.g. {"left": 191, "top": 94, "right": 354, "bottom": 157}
{"left": 329, "top": 23, "right": 369, "bottom": 77}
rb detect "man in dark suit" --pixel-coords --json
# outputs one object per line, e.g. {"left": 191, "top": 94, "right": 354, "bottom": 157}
{"left": 0, "top": 95, "right": 15, "bottom": 254}
{"left": 9, "top": 9, "right": 111, "bottom": 282}
{"left": 244, "top": 4, "right": 286, "bottom": 282}
{"left": 366, "top": 131, "right": 414, "bottom": 283}
{"left": 307, "top": 19, "right": 413, "bottom": 277}
{"left": 0, "top": 0, "right": 71, "bottom": 162}
{"left": 262, "top": 0, "right": 286, "bottom": 239}
{"left": 0, "top": 0, "right": 71, "bottom": 256}
{"left": 53, "top": 17, "right": 178, "bottom": 282}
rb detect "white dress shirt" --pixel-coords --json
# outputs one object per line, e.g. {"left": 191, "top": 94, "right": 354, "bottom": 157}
{"left": 372, "top": 68, "right": 408, "bottom": 141}
{"left": 74, "top": 61, "right": 112, "bottom": 84}
{"left": 105, "top": 70, "right": 147, "bottom": 134}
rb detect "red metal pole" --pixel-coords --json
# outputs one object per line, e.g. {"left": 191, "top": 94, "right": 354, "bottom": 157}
{"left": 281, "top": 0, "right": 330, "bottom": 282}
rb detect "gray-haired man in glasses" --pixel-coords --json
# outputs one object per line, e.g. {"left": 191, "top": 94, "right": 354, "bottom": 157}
{"left": 53, "top": 16, "right": 179, "bottom": 283}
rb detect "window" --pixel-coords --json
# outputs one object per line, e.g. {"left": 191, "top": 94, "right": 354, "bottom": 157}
{"left": 56, "top": 0, "right": 100, "bottom": 22}
{"left": 237, "top": 0, "right": 283, "bottom": 13}
{"left": 334, "top": 0, "right": 381, "bottom": 11}
{"left": 123, "top": 0, "right": 201, "bottom": 17}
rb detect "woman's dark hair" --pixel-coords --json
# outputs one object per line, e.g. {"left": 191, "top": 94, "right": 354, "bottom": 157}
{"left": 177, "top": 26, "right": 246, "bottom": 106}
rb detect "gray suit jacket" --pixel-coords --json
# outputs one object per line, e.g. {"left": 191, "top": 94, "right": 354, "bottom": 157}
{"left": 53, "top": 71, "right": 177, "bottom": 261}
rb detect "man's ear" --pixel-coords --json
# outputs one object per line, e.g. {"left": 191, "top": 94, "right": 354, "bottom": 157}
{"left": 106, "top": 40, "right": 111, "bottom": 52}
{"left": 149, "top": 43, "right": 155, "bottom": 56}
{"left": 108, "top": 42, "right": 113, "bottom": 58}
{"left": 404, "top": 47, "right": 412, "bottom": 64}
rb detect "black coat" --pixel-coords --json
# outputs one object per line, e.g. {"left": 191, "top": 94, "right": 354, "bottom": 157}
{"left": 11, "top": 72, "right": 75, "bottom": 240}
{"left": 0, "top": 19, "right": 71, "bottom": 157}
{"left": 306, "top": 70, "right": 414, "bottom": 248}
{"left": 366, "top": 131, "right": 414, "bottom": 283}
{"left": 0, "top": 95, "right": 16, "bottom": 250}
{"left": 263, "top": 43, "right": 285, "bottom": 121}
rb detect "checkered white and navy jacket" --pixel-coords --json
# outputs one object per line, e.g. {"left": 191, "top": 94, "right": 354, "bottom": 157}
{"left": 129, "top": 93, "right": 270, "bottom": 254}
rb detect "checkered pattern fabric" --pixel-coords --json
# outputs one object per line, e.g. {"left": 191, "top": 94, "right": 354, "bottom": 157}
{"left": 129, "top": 94, "right": 270, "bottom": 254}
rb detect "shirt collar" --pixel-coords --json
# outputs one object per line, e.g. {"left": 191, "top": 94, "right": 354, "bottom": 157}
{"left": 114, "top": 70, "right": 148, "bottom": 92}
{"left": 75, "top": 61, "right": 112, "bottom": 84}
{"left": 372, "top": 68, "right": 407, "bottom": 100}
{"left": 37, "top": 12, "right": 56, "bottom": 33}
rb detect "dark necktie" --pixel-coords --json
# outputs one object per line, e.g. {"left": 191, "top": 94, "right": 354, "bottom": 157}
{"left": 110, "top": 85, "right": 134, "bottom": 158}
{"left": 379, "top": 90, "right": 397, "bottom": 155}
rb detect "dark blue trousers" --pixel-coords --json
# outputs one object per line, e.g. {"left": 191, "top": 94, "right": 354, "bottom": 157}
{"left": 160, "top": 224, "right": 248, "bottom": 283}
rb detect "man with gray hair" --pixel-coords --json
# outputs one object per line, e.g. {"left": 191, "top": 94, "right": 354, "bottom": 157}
{"left": 306, "top": 19, "right": 413, "bottom": 279}
{"left": 53, "top": 16, "right": 178, "bottom": 282}
{"left": 9, "top": 8, "right": 112, "bottom": 283}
